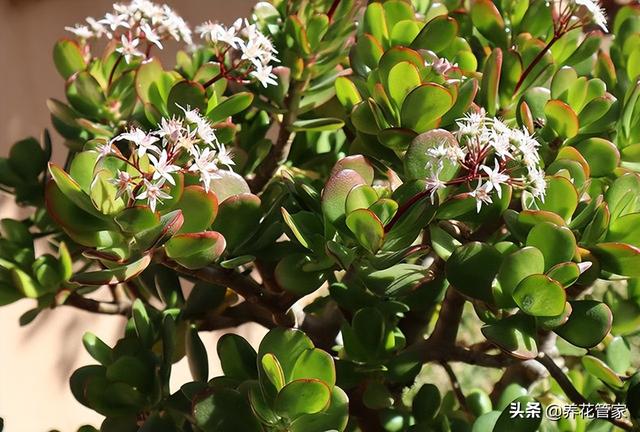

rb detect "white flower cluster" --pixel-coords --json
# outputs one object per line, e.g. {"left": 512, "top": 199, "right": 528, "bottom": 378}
{"left": 425, "top": 110, "right": 547, "bottom": 212}
{"left": 195, "top": 18, "right": 279, "bottom": 88}
{"left": 98, "top": 105, "right": 233, "bottom": 211}
{"left": 65, "top": 0, "right": 192, "bottom": 62}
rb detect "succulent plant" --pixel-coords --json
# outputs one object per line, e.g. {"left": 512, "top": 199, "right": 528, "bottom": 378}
{"left": 3, "top": 0, "right": 640, "bottom": 431}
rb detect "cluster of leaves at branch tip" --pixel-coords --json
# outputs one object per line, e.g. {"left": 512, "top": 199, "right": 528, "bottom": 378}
{"left": 4, "top": 0, "right": 640, "bottom": 430}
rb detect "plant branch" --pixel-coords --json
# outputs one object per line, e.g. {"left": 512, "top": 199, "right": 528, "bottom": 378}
{"left": 536, "top": 352, "right": 634, "bottom": 431}
{"left": 441, "top": 361, "right": 471, "bottom": 418}
{"left": 513, "top": 34, "right": 560, "bottom": 94}
{"left": 327, "top": 0, "right": 342, "bottom": 21}
{"left": 249, "top": 77, "right": 308, "bottom": 192}
{"left": 63, "top": 291, "right": 131, "bottom": 315}
{"left": 428, "top": 287, "right": 465, "bottom": 346}
{"left": 198, "top": 301, "right": 277, "bottom": 331}
{"left": 161, "top": 257, "right": 292, "bottom": 326}
{"left": 108, "top": 54, "right": 124, "bottom": 88}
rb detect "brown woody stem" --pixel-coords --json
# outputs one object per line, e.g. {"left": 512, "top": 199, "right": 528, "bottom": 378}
{"left": 249, "top": 78, "right": 308, "bottom": 192}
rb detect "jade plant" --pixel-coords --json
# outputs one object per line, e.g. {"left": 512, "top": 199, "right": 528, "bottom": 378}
{"left": 4, "top": 0, "right": 640, "bottom": 430}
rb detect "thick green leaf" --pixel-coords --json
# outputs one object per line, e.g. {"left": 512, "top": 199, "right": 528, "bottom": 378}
{"left": 165, "top": 231, "right": 226, "bottom": 269}
{"left": 211, "top": 193, "right": 261, "bottom": 252}
{"left": 289, "top": 387, "right": 349, "bottom": 432}
{"left": 49, "top": 163, "right": 105, "bottom": 218}
{"left": 605, "top": 173, "right": 640, "bottom": 221}
{"left": 545, "top": 99, "right": 579, "bottom": 138}
{"left": 71, "top": 255, "right": 151, "bottom": 285}
{"left": 513, "top": 274, "right": 566, "bottom": 316}
{"left": 167, "top": 81, "right": 206, "bottom": 117}
{"left": 90, "top": 169, "right": 125, "bottom": 215}
{"left": 194, "top": 388, "right": 263, "bottom": 432}
{"left": 446, "top": 242, "right": 502, "bottom": 303}
{"left": 606, "top": 336, "right": 631, "bottom": 374}
{"left": 411, "top": 15, "right": 457, "bottom": 53}
{"left": 574, "top": 138, "right": 620, "bottom": 177}
{"left": 404, "top": 129, "right": 459, "bottom": 181}
{"left": 291, "top": 348, "right": 336, "bottom": 386}
{"left": 582, "top": 355, "right": 624, "bottom": 388}
{"left": 322, "top": 169, "right": 367, "bottom": 225}
{"left": 132, "top": 298, "right": 153, "bottom": 347}
{"left": 82, "top": 332, "right": 113, "bottom": 366}
{"left": 387, "top": 62, "right": 421, "bottom": 109}
{"left": 470, "top": 0, "right": 506, "bottom": 47}
{"left": 274, "top": 254, "right": 326, "bottom": 296}
{"left": 207, "top": 92, "right": 254, "bottom": 123}
{"left": 482, "top": 314, "right": 538, "bottom": 359}
{"left": 526, "top": 222, "right": 576, "bottom": 270}
{"left": 115, "top": 206, "right": 159, "bottom": 234}
{"left": 53, "top": 39, "right": 86, "bottom": 79}
{"left": 275, "top": 379, "right": 331, "bottom": 420}
{"left": 176, "top": 186, "right": 218, "bottom": 234}
{"left": 291, "top": 118, "right": 345, "bottom": 132}
{"left": 555, "top": 300, "right": 612, "bottom": 348}
{"left": 346, "top": 209, "right": 384, "bottom": 253}
{"left": 537, "top": 301, "right": 573, "bottom": 330}
{"left": 412, "top": 383, "right": 441, "bottom": 423}
{"left": 262, "top": 352, "right": 286, "bottom": 390}
{"left": 258, "top": 328, "right": 314, "bottom": 383}
{"left": 330, "top": 155, "right": 374, "bottom": 185}
{"left": 496, "top": 246, "right": 545, "bottom": 307}
{"left": 217, "top": 334, "right": 258, "bottom": 381}
{"left": 186, "top": 325, "right": 209, "bottom": 382}
{"left": 364, "top": 263, "right": 426, "bottom": 297}
{"left": 546, "top": 262, "right": 580, "bottom": 287}
{"left": 335, "top": 77, "right": 362, "bottom": 111}
{"left": 591, "top": 242, "right": 640, "bottom": 277}
{"left": 209, "top": 170, "right": 251, "bottom": 202}
{"left": 479, "top": 48, "right": 502, "bottom": 116}
{"left": 135, "top": 58, "right": 164, "bottom": 104}
{"left": 401, "top": 84, "right": 453, "bottom": 133}
{"left": 607, "top": 213, "right": 640, "bottom": 247}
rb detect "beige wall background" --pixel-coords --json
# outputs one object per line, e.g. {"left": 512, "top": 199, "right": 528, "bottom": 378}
{"left": 0, "top": 1, "right": 264, "bottom": 431}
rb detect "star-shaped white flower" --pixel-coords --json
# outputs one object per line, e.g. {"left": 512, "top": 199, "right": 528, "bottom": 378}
{"left": 189, "top": 147, "right": 222, "bottom": 191}
{"left": 113, "top": 127, "right": 160, "bottom": 157}
{"left": 528, "top": 168, "right": 547, "bottom": 201}
{"left": 110, "top": 170, "right": 134, "bottom": 199}
{"left": 481, "top": 160, "right": 510, "bottom": 198}
{"left": 86, "top": 17, "right": 110, "bottom": 38}
{"left": 96, "top": 142, "right": 114, "bottom": 159}
{"left": 470, "top": 183, "right": 494, "bottom": 213}
{"left": 196, "top": 118, "right": 217, "bottom": 145}
{"left": 99, "top": 12, "right": 129, "bottom": 31}
{"left": 149, "top": 150, "right": 180, "bottom": 185}
{"left": 140, "top": 21, "right": 163, "bottom": 49}
{"left": 156, "top": 116, "right": 185, "bottom": 143}
{"left": 136, "top": 179, "right": 171, "bottom": 212}
{"left": 250, "top": 64, "right": 278, "bottom": 88}
{"left": 65, "top": 24, "right": 94, "bottom": 39}
{"left": 178, "top": 104, "right": 204, "bottom": 125}
{"left": 430, "top": 57, "right": 458, "bottom": 75}
{"left": 215, "top": 145, "right": 235, "bottom": 169}
{"left": 425, "top": 164, "right": 447, "bottom": 204}
{"left": 116, "top": 35, "right": 144, "bottom": 63}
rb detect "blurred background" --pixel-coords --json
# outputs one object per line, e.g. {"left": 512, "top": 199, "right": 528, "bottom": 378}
{"left": 0, "top": 1, "right": 264, "bottom": 430}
